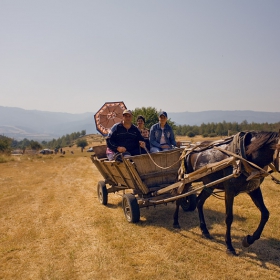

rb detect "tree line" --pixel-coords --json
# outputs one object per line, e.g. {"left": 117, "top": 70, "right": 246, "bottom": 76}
{"left": 133, "top": 107, "right": 280, "bottom": 137}
{"left": 0, "top": 130, "right": 87, "bottom": 154}
{"left": 44, "top": 130, "right": 86, "bottom": 149}
{"left": 175, "top": 120, "right": 280, "bottom": 137}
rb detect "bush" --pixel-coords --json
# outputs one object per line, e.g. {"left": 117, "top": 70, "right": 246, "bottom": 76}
{"left": 187, "top": 131, "right": 196, "bottom": 137}
{"left": 209, "top": 133, "right": 217, "bottom": 137}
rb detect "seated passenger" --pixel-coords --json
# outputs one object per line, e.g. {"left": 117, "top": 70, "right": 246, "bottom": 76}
{"left": 106, "top": 109, "right": 146, "bottom": 160}
{"left": 136, "top": 115, "right": 150, "bottom": 152}
{"left": 149, "top": 111, "right": 177, "bottom": 153}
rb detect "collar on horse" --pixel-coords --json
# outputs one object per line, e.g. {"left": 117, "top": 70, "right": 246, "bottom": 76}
{"left": 227, "top": 131, "right": 248, "bottom": 159}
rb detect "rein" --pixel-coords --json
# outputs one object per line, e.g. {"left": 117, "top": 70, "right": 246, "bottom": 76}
{"left": 214, "top": 147, "right": 280, "bottom": 184}
{"left": 142, "top": 147, "right": 184, "bottom": 170}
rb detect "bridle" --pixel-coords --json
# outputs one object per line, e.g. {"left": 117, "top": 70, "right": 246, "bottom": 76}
{"left": 272, "top": 137, "right": 280, "bottom": 173}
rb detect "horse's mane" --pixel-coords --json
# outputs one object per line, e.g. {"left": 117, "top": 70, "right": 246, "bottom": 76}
{"left": 245, "top": 131, "right": 279, "bottom": 155}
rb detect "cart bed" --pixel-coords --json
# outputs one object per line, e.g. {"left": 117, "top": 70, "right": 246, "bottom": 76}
{"left": 91, "top": 145, "right": 184, "bottom": 194}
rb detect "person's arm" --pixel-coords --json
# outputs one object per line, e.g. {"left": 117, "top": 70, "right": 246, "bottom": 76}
{"left": 136, "top": 127, "right": 145, "bottom": 142}
{"left": 106, "top": 125, "right": 120, "bottom": 153}
{"left": 169, "top": 127, "right": 177, "bottom": 147}
{"left": 134, "top": 126, "right": 146, "bottom": 148}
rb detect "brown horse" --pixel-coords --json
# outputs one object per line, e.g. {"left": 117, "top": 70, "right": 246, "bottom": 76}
{"left": 173, "top": 131, "right": 280, "bottom": 255}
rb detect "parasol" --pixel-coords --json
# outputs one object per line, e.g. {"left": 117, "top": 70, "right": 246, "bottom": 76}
{"left": 94, "top": 101, "right": 127, "bottom": 136}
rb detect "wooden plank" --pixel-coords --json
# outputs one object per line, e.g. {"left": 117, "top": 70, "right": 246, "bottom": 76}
{"left": 140, "top": 174, "right": 236, "bottom": 207}
{"left": 124, "top": 159, "right": 150, "bottom": 194}
{"left": 131, "top": 149, "right": 183, "bottom": 189}
{"left": 155, "top": 156, "right": 237, "bottom": 196}
{"left": 91, "top": 156, "right": 114, "bottom": 184}
{"left": 113, "top": 163, "right": 132, "bottom": 188}
{"left": 140, "top": 170, "right": 178, "bottom": 180}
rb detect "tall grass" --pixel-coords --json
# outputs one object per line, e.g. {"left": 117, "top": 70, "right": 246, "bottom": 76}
{"left": 0, "top": 154, "right": 15, "bottom": 163}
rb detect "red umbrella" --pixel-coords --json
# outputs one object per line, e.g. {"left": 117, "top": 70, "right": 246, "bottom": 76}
{"left": 94, "top": 101, "right": 127, "bottom": 136}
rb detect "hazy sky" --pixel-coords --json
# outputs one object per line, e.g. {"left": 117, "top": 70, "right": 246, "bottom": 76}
{"left": 1, "top": 0, "right": 279, "bottom": 114}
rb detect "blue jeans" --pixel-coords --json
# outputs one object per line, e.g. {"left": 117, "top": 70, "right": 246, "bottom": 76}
{"left": 150, "top": 146, "right": 171, "bottom": 153}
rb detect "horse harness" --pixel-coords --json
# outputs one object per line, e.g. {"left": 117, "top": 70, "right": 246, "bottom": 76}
{"left": 178, "top": 132, "right": 280, "bottom": 185}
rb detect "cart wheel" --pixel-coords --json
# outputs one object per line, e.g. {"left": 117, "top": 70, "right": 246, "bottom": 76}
{"left": 180, "top": 194, "right": 197, "bottom": 212}
{"left": 122, "top": 194, "right": 140, "bottom": 223}
{"left": 97, "top": 181, "right": 108, "bottom": 205}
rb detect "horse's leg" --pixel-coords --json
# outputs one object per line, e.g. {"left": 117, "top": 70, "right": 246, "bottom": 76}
{"left": 197, "top": 188, "right": 213, "bottom": 239}
{"left": 242, "top": 187, "right": 269, "bottom": 247}
{"left": 173, "top": 183, "right": 192, "bottom": 228}
{"left": 224, "top": 190, "right": 237, "bottom": 255}
{"left": 173, "top": 199, "right": 181, "bottom": 228}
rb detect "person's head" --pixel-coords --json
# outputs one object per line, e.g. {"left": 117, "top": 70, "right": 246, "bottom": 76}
{"left": 158, "top": 111, "right": 168, "bottom": 126}
{"left": 122, "top": 109, "right": 133, "bottom": 124}
{"left": 136, "top": 115, "right": 145, "bottom": 129}
{"left": 142, "top": 128, "right": 149, "bottom": 138}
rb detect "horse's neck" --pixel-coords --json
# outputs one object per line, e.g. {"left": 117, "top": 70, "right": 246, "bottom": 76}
{"left": 248, "top": 146, "right": 275, "bottom": 168}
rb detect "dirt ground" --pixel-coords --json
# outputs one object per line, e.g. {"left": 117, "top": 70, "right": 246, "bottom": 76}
{"left": 1, "top": 147, "right": 280, "bottom": 280}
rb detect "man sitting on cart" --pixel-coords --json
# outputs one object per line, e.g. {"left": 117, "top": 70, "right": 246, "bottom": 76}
{"left": 149, "top": 111, "right": 177, "bottom": 153}
{"left": 106, "top": 109, "right": 146, "bottom": 160}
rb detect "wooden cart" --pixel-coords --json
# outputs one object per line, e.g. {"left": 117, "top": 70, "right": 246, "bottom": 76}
{"left": 91, "top": 145, "right": 240, "bottom": 223}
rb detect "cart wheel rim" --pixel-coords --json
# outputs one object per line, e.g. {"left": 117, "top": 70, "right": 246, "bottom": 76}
{"left": 98, "top": 188, "right": 103, "bottom": 203}
{"left": 123, "top": 199, "right": 132, "bottom": 221}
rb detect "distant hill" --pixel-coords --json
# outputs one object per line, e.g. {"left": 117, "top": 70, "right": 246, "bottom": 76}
{"left": 1, "top": 106, "right": 280, "bottom": 140}
{"left": 0, "top": 106, "right": 96, "bottom": 140}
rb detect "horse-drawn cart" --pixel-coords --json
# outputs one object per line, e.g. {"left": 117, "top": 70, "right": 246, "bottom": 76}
{"left": 91, "top": 144, "right": 241, "bottom": 223}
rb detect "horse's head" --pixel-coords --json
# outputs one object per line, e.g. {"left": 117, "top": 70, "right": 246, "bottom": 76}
{"left": 273, "top": 140, "right": 280, "bottom": 172}
{"left": 245, "top": 131, "right": 280, "bottom": 169}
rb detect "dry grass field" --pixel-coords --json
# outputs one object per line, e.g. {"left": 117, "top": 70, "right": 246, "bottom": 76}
{"left": 1, "top": 135, "right": 280, "bottom": 280}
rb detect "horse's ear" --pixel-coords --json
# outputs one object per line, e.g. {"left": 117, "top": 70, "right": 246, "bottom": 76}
{"left": 244, "top": 132, "right": 253, "bottom": 147}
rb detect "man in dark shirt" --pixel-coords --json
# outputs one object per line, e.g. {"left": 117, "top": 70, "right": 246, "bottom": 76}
{"left": 106, "top": 109, "right": 146, "bottom": 160}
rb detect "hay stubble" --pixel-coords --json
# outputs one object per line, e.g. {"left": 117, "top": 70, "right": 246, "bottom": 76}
{"left": 1, "top": 146, "right": 280, "bottom": 279}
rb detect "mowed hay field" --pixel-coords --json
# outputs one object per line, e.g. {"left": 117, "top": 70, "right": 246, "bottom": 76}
{"left": 1, "top": 135, "right": 280, "bottom": 280}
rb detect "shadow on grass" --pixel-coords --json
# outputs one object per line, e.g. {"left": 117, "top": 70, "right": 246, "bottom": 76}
{"left": 110, "top": 195, "right": 280, "bottom": 269}
{"left": 140, "top": 203, "right": 280, "bottom": 269}
{"left": 105, "top": 203, "right": 119, "bottom": 209}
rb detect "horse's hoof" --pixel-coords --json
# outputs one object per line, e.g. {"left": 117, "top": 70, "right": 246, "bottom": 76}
{"left": 202, "top": 233, "right": 213, "bottom": 239}
{"left": 226, "top": 248, "right": 238, "bottom": 256}
{"left": 242, "top": 235, "right": 251, "bottom": 248}
{"left": 173, "top": 224, "right": 181, "bottom": 229}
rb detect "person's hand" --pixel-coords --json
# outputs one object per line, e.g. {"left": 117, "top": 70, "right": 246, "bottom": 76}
{"left": 161, "top": 144, "right": 170, "bottom": 149}
{"left": 139, "top": 141, "right": 146, "bottom": 148}
{"left": 117, "top": 146, "right": 126, "bottom": 153}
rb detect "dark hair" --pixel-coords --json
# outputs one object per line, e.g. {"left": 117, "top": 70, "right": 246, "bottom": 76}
{"left": 136, "top": 115, "right": 145, "bottom": 123}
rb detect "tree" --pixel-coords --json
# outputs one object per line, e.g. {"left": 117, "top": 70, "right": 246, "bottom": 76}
{"left": 132, "top": 107, "right": 159, "bottom": 129}
{"left": 0, "top": 136, "right": 12, "bottom": 154}
{"left": 76, "top": 139, "right": 88, "bottom": 149}
{"left": 30, "top": 140, "right": 42, "bottom": 150}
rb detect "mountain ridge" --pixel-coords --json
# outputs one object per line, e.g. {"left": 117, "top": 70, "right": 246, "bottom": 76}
{"left": 1, "top": 106, "right": 280, "bottom": 140}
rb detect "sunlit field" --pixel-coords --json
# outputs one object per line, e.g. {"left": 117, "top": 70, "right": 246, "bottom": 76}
{"left": 1, "top": 135, "right": 280, "bottom": 280}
